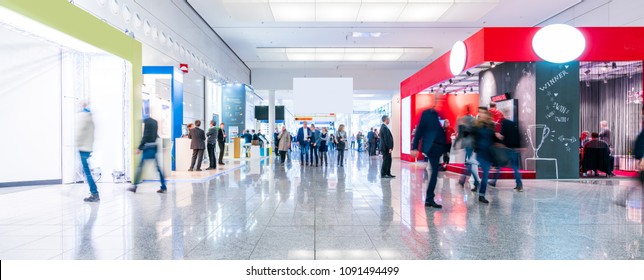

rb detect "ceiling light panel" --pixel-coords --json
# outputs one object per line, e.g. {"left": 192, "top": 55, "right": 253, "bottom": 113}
{"left": 257, "top": 47, "right": 433, "bottom": 61}
{"left": 344, "top": 48, "right": 374, "bottom": 61}
{"left": 223, "top": 0, "right": 273, "bottom": 21}
{"left": 372, "top": 48, "right": 404, "bottom": 61}
{"left": 316, "top": 1, "right": 361, "bottom": 21}
{"left": 398, "top": 2, "right": 453, "bottom": 22}
{"left": 285, "top": 48, "right": 316, "bottom": 61}
{"left": 270, "top": 1, "right": 316, "bottom": 22}
{"left": 223, "top": 0, "right": 500, "bottom": 22}
{"left": 398, "top": 48, "right": 434, "bottom": 61}
{"left": 357, "top": 3, "right": 406, "bottom": 22}
{"left": 257, "top": 47, "right": 288, "bottom": 61}
{"left": 438, "top": 0, "right": 499, "bottom": 22}
{"left": 315, "top": 48, "right": 345, "bottom": 61}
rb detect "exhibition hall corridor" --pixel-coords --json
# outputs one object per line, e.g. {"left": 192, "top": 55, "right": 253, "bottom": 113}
{"left": 0, "top": 152, "right": 641, "bottom": 260}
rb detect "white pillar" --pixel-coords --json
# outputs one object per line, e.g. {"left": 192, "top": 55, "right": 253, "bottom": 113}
{"left": 268, "top": 90, "right": 276, "bottom": 145}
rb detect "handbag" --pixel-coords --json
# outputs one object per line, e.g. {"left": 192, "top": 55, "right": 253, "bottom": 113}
{"left": 491, "top": 145, "right": 510, "bottom": 167}
{"left": 337, "top": 140, "right": 346, "bottom": 150}
{"left": 251, "top": 140, "right": 259, "bottom": 146}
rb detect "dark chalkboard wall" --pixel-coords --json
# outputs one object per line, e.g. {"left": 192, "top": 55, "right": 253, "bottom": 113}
{"left": 479, "top": 62, "right": 536, "bottom": 168}
{"left": 535, "top": 62, "right": 580, "bottom": 179}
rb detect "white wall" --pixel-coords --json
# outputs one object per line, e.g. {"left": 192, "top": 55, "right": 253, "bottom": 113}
{"left": 541, "top": 0, "right": 644, "bottom": 26}
{"left": 252, "top": 67, "right": 419, "bottom": 91}
{"left": 182, "top": 72, "right": 205, "bottom": 128}
{"left": 86, "top": 54, "right": 131, "bottom": 180}
{"left": 0, "top": 26, "right": 62, "bottom": 184}
{"left": 391, "top": 94, "right": 401, "bottom": 158}
{"left": 73, "top": 0, "right": 250, "bottom": 84}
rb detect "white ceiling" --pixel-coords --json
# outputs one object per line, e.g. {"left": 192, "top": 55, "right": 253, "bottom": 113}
{"left": 187, "top": 0, "right": 583, "bottom": 111}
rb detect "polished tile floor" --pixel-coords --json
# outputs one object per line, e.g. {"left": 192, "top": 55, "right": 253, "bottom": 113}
{"left": 0, "top": 150, "right": 642, "bottom": 260}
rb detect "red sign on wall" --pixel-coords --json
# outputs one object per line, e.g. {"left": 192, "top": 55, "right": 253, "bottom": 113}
{"left": 179, "top": 64, "right": 189, "bottom": 73}
{"left": 491, "top": 92, "right": 511, "bottom": 102}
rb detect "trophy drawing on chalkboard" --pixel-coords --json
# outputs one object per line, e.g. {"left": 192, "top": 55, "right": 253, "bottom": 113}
{"left": 526, "top": 124, "right": 550, "bottom": 158}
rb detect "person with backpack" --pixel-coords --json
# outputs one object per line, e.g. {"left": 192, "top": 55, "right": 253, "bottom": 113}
{"left": 488, "top": 109, "right": 523, "bottom": 192}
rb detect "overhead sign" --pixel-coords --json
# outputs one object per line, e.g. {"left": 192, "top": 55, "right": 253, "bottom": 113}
{"left": 491, "top": 92, "right": 511, "bottom": 102}
{"left": 179, "top": 64, "right": 189, "bottom": 73}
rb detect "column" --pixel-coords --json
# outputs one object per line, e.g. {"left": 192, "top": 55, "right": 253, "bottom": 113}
{"left": 268, "top": 89, "right": 276, "bottom": 147}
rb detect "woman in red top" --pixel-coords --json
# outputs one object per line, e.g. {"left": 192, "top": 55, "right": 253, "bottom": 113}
{"left": 442, "top": 119, "right": 456, "bottom": 171}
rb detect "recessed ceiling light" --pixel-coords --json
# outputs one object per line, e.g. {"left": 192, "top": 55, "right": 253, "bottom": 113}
{"left": 257, "top": 47, "right": 432, "bottom": 62}
{"left": 222, "top": 1, "right": 500, "bottom": 23}
{"left": 351, "top": 32, "right": 383, "bottom": 38}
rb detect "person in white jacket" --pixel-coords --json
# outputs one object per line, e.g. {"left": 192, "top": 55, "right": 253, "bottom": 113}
{"left": 76, "top": 103, "right": 98, "bottom": 202}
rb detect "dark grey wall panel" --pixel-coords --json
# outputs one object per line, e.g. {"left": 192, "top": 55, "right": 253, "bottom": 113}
{"left": 479, "top": 62, "right": 536, "bottom": 168}
{"left": 535, "top": 62, "right": 580, "bottom": 179}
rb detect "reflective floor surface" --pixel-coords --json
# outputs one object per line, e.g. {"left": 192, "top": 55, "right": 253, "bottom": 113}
{"left": 0, "top": 150, "right": 642, "bottom": 260}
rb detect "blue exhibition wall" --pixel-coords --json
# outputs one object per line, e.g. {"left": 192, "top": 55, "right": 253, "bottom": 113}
{"left": 222, "top": 84, "right": 246, "bottom": 139}
{"left": 142, "top": 66, "right": 183, "bottom": 170}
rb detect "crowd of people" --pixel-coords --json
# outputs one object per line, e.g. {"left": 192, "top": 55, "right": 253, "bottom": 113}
{"left": 74, "top": 100, "right": 644, "bottom": 207}
{"left": 413, "top": 101, "right": 523, "bottom": 207}
{"left": 579, "top": 120, "right": 614, "bottom": 177}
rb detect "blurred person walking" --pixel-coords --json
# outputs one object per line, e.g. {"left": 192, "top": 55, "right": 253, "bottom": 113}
{"left": 76, "top": 103, "right": 99, "bottom": 202}
{"left": 472, "top": 109, "right": 497, "bottom": 203}
{"left": 488, "top": 110, "right": 523, "bottom": 191}
{"left": 411, "top": 107, "right": 445, "bottom": 209}
{"left": 456, "top": 106, "right": 480, "bottom": 190}
{"left": 128, "top": 117, "right": 167, "bottom": 193}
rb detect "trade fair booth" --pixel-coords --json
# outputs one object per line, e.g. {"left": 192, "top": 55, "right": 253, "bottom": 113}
{"left": 142, "top": 66, "right": 183, "bottom": 172}
{"left": 401, "top": 26, "right": 644, "bottom": 179}
{"left": 0, "top": 0, "right": 142, "bottom": 186}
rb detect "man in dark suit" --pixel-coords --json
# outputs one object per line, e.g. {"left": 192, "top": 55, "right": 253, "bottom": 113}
{"left": 367, "top": 128, "right": 376, "bottom": 156}
{"left": 296, "top": 121, "right": 312, "bottom": 166}
{"left": 206, "top": 120, "right": 218, "bottom": 170}
{"left": 411, "top": 108, "right": 445, "bottom": 209}
{"left": 189, "top": 120, "right": 206, "bottom": 171}
{"left": 128, "top": 117, "right": 166, "bottom": 193}
{"left": 217, "top": 123, "right": 226, "bottom": 165}
{"left": 379, "top": 115, "right": 395, "bottom": 178}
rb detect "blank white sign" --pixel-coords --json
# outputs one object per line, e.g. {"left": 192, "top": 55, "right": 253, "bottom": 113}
{"left": 293, "top": 78, "right": 353, "bottom": 114}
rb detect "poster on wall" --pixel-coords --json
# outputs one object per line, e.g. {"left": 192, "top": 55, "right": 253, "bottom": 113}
{"left": 222, "top": 84, "right": 246, "bottom": 137}
{"left": 534, "top": 61, "right": 580, "bottom": 179}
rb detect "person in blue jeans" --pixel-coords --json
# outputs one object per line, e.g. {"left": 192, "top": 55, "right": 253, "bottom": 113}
{"left": 128, "top": 117, "right": 167, "bottom": 194}
{"left": 296, "top": 121, "right": 312, "bottom": 166}
{"left": 472, "top": 109, "right": 497, "bottom": 204}
{"left": 76, "top": 104, "right": 99, "bottom": 202}
{"left": 455, "top": 107, "right": 480, "bottom": 190}
{"left": 488, "top": 112, "right": 523, "bottom": 191}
